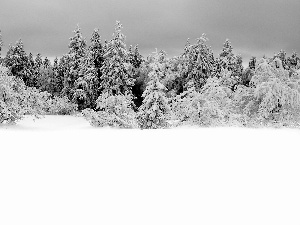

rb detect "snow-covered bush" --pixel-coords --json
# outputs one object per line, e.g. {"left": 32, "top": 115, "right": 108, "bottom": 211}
{"left": 46, "top": 96, "right": 78, "bottom": 115}
{"left": 171, "top": 77, "right": 233, "bottom": 127}
{"left": 232, "top": 58, "right": 300, "bottom": 126}
{"left": 0, "top": 66, "right": 49, "bottom": 124}
{"left": 136, "top": 62, "right": 171, "bottom": 129}
{"left": 82, "top": 93, "right": 137, "bottom": 128}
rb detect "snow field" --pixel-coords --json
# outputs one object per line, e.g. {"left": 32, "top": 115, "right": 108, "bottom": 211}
{"left": 1, "top": 115, "right": 300, "bottom": 225}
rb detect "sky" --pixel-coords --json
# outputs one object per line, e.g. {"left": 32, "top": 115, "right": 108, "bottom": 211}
{"left": 0, "top": 0, "right": 299, "bottom": 67}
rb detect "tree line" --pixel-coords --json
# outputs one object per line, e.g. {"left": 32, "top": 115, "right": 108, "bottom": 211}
{"left": 1, "top": 21, "right": 300, "bottom": 128}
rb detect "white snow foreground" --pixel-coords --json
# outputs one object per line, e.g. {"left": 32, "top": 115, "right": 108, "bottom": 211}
{"left": 1, "top": 115, "right": 300, "bottom": 225}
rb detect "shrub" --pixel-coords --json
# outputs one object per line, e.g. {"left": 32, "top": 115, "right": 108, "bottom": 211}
{"left": 171, "top": 78, "right": 233, "bottom": 127}
{"left": 46, "top": 96, "right": 78, "bottom": 115}
{"left": 82, "top": 93, "right": 137, "bottom": 128}
{"left": 0, "top": 66, "right": 48, "bottom": 124}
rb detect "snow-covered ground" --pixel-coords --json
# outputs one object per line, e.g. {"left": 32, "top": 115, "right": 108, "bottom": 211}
{"left": 1, "top": 115, "right": 300, "bottom": 225}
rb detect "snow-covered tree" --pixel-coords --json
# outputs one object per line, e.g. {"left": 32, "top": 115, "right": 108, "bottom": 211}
{"left": 233, "top": 57, "right": 300, "bottom": 126}
{"left": 62, "top": 25, "right": 87, "bottom": 100}
{"left": 129, "top": 44, "right": 146, "bottom": 108}
{"left": 35, "top": 53, "right": 43, "bottom": 68}
{"left": 99, "top": 21, "right": 135, "bottom": 96}
{"left": 180, "top": 34, "right": 215, "bottom": 91}
{"left": 171, "top": 76, "right": 233, "bottom": 127}
{"left": 137, "top": 61, "right": 170, "bottom": 129}
{"left": 75, "top": 28, "right": 104, "bottom": 110}
{"left": 3, "top": 39, "right": 32, "bottom": 85}
{"left": 129, "top": 44, "right": 143, "bottom": 69}
{"left": 0, "top": 65, "right": 50, "bottom": 124}
{"left": 214, "top": 39, "right": 244, "bottom": 90}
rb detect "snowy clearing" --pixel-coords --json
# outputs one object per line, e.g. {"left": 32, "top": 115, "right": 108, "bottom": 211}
{"left": 1, "top": 115, "right": 300, "bottom": 225}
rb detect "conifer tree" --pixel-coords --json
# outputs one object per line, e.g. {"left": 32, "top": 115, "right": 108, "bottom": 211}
{"left": 75, "top": 28, "right": 104, "bottom": 109}
{"left": 28, "top": 53, "right": 34, "bottom": 67}
{"left": 52, "top": 57, "right": 64, "bottom": 95}
{"left": 30, "top": 53, "right": 43, "bottom": 88}
{"left": 26, "top": 53, "right": 36, "bottom": 87}
{"left": 128, "top": 44, "right": 143, "bottom": 69}
{"left": 180, "top": 34, "right": 215, "bottom": 91}
{"left": 99, "top": 21, "right": 135, "bottom": 96}
{"left": 215, "top": 39, "right": 244, "bottom": 90}
{"left": 62, "top": 25, "right": 87, "bottom": 100}
{"left": 137, "top": 60, "right": 170, "bottom": 129}
{"left": 130, "top": 44, "right": 146, "bottom": 108}
{"left": 35, "top": 53, "right": 43, "bottom": 68}
{"left": 4, "top": 39, "right": 32, "bottom": 86}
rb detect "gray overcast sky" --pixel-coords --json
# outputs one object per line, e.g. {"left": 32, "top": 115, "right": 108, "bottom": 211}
{"left": 0, "top": 0, "right": 299, "bottom": 66}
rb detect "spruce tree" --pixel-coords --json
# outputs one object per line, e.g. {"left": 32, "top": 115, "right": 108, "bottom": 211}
{"left": 180, "top": 34, "right": 215, "bottom": 92}
{"left": 99, "top": 21, "right": 135, "bottom": 96}
{"left": 52, "top": 57, "right": 63, "bottom": 95}
{"left": 35, "top": 53, "right": 43, "bottom": 68}
{"left": 26, "top": 53, "right": 36, "bottom": 87}
{"left": 4, "top": 39, "right": 32, "bottom": 86}
{"left": 62, "top": 25, "right": 87, "bottom": 100}
{"left": 74, "top": 28, "right": 104, "bottom": 110}
{"left": 128, "top": 44, "right": 143, "bottom": 69}
{"left": 215, "top": 39, "right": 244, "bottom": 90}
{"left": 130, "top": 44, "right": 145, "bottom": 108}
{"left": 137, "top": 60, "right": 170, "bottom": 129}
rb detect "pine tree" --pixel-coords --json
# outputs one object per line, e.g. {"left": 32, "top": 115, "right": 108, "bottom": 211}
{"left": 180, "top": 34, "right": 215, "bottom": 92}
{"left": 35, "top": 53, "right": 43, "bottom": 68}
{"left": 74, "top": 28, "right": 104, "bottom": 110}
{"left": 62, "top": 25, "right": 87, "bottom": 100}
{"left": 130, "top": 44, "right": 146, "bottom": 109}
{"left": 52, "top": 57, "right": 63, "bottom": 95}
{"left": 128, "top": 44, "right": 143, "bottom": 69}
{"left": 214, "top": 39, "right": 244, "bottom": 90}
{"left": 26, "top": 52, "right": 36, "bottom": 87}
{"left": 3, "top": 39, "right": 32, "bottom": 86}
{"left": 99, "top": 21, "right": 135, "bottom": 96}
{"left": 137, "top": 61, "right": 170, "bottom": 129}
